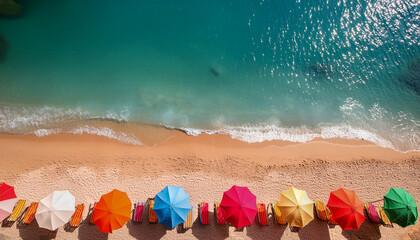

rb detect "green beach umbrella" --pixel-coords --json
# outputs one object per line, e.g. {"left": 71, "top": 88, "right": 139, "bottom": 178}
{"left": 383, "top": 188, "right": 418, "bottom": 227}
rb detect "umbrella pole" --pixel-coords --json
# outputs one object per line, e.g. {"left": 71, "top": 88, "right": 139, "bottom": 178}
{"left": 368, "top": 199, "right": 383, "bottom": 204}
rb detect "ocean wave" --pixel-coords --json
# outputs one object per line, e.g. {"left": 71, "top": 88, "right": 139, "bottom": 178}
{"left": 178, "top": 124, "right": 396, "bottom": 150}
{"left": 33, "top": 126, "right": 142, "bottom": 146}
{"left": 0, "top": 106, "right": 90, "bottom": 132}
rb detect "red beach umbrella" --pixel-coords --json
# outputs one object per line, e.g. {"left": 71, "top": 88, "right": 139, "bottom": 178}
{"left": 327, "top": 188, "right": 365, "bottom": 230}
{"left": 219, "top": 185, "right": 257, "bottom": 228}
{"left": 0, "top": 182, "right": 18, "bottom": 222}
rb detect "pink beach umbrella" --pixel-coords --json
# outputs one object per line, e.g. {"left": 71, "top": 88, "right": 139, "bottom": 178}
{"left": 0, "top": 182, "right": 18, "bottom": 222}
{"left": 219, "top": 185, "right": 258, "bottom": 228}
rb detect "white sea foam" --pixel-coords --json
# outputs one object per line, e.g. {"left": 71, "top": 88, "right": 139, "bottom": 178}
{"left": 70, "top": 125, "right": 142, "bottom": 145}
{"left": 177, "top": 127, "right": 212, "bottom": 136}
{"left": 178, "top": 123, "right": 397, "bottom": 150}
{"left": 31, "top": 126, "right": 142, "bottom": 145}
{"left": 33, "top": 128, "right": 62, "bottom": 137}
{"left": 0, "top": 106, "right": 90, "bottom": 132}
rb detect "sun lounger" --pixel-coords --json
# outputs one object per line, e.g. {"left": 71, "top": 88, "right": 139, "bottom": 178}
{"left": 198, "top": 202, "right": 209, "bottom": 225}
{"left": 214, "top": 202, "right": 225, "bottom": 224}
{"left": 89, "top": 202, "right": 97, "bottom": 224}
{"left": 325, "top": 205, "right": 338, "bottom": 225}
{"left": 7, "top": 200, "right": 26, "bottom": 222}
{"left": 270, "top": 202, "right": 287, "bottom": 225}
{"left": 21, "top": 202, "right": 39, "bottom": 224}
{"left": 182, "top": 207, "right": 194, "bottom": 230}
{"left": 377, "top": 206, "right": 393, "bottom": 227}
{"left": 133, "top": 201, "right": 145, "bottom": 223}
{"left": 315, "top": 200, "right": 328, "bottom": 221}
{"left": 69, "top": 204, "right": 84, "bottom": 227}
{"left": 148, "top": 199, "right": 158, "bottom": 224}
{"left": 257, "top": 203, "right": 268, "bottom": 226}
{"left": 365, "top": 203, "right": 380, "bottom": 223}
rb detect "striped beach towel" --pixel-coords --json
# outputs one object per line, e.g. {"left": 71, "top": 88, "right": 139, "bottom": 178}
{"left": 315, "top": 200, "right": 328, "bottom": 221}
{"left": 134, "top": 202, "right": 144, "bottom": 223}
{"left": 216, "top": 202, "right": 225, "bottom": 224}
{"left": 378, "top": 206, "right": 393, "bottom": 226}
{"left": 22, "top": 202, "right": 38, "bottom": 224}
{"left": 183, "top": 207, "right": 193, "bottom": 229}
{"left": 272, "top": 202, "right": 287, "bottom": 225}
{"left": 365, "top": 203, "right": 381, "bottom": 223}
{"left": 89, "top": 202, "right": 97, "bottom": 224}
{"left": 325, "top": 206, "right": 338, "bottom": 225}
{"left": 149, "top": 200, "right": 158, "bottom": 223}
{"left": 70, "top": 204, "right": 84, "bottom": 227}
{"left": 257, "top": 203, "right": 268, "bottom": 226}
{"left": 8, "top": 200, "right": 26, "bottom": 221}
{"left": 199, "top": 202, "right": 209, "bottom": 224}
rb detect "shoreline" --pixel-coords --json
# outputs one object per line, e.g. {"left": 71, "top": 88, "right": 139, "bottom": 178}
{"left": 1, "top": 132, "right": 419, "bottom": 180}
{"left": 1, "top": 105, "right": 418, "bottom": 151}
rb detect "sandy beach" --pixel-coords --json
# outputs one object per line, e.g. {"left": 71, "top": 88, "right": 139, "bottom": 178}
{"left": 0, "top": 127, "right": 419, "bottom": 240}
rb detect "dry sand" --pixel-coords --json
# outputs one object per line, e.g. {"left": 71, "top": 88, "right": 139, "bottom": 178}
{"left": 0, "top": 128, "right": 419, "bottom": 240}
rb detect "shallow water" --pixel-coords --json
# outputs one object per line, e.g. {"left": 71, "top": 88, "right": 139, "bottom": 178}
{"left": 0, "top": 0, "right": 419, "bottom": 151}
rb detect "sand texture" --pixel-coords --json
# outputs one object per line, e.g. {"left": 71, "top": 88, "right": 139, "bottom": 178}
{"left": 0, "top": 131, "right": 419, "bottom": 240}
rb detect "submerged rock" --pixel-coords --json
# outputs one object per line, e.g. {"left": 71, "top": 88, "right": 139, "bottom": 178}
{"left": 309, "top": 62, "right": 333, "bottom": 76}
{"left": 209, "top": 66, "right": 220, "bottom": 77}
{"left": 402, "top": 58, "right": 420, "bottom": 94}
{"left": 0, "top": 0, "right": 21, "bottom": 17}
{"left": 0, "top": 34, "right": 9, "bottom": 61}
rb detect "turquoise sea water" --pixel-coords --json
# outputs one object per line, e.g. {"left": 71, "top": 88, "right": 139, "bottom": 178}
{"left": 0, "top": 0, "right": 419, "bottom": 150}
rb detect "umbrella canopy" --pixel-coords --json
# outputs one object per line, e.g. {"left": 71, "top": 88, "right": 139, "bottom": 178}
{"left": 384, "top": 187, "right": 418, "bottom": 227}
{"left": 153, "top": 186, "right": 192, "bottom": 228}
{"left": 277, "top": 186, "right": 314, "bottom": 227}
{"left": 93, "top": 189, "right": 131, "bottom": 233}
{"left": 0, "top": 182, "right": 18, "bottom": 222}
{"left": 35, "top": 191, "right": 75, "bottom": 231}
{"left": 219, "top": 185, "right": 257, "bottom": 228}
{"left": 327, "top": 188, "right": 365, "bottom": 230}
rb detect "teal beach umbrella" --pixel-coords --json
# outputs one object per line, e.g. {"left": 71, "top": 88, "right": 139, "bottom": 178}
{"left": 384, "top": 188, "right": 418, "bottom": 227}
{"left": 153, "top": 186, "right": 192, "bottom": 228}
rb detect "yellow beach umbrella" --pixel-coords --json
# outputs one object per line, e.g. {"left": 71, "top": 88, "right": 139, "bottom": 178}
{"left": 277, "top": 186, "right": 314, "bottom": 227}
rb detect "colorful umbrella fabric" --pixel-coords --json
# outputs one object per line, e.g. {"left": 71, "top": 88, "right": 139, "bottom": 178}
{"left": 153, "top": 186, "right": 192, "bottom": 228}
{"left": 93, "top": 189, "right": 131, "bottom": 233}
{"left": 327, "top": 188, "right": 365, "bottom": 230}
{"left": 219, "top": 185, "right": 257, "bottom": 228}
{"left": 384, "top": 187, "right": 418, "bottom": 227}
{"left": 277, "top": 186, "right": 314, "bottom": 227}
{"left": 0, "top": 182, "right": 18, "bottom": 222}
{"left": 35, "top": 191, "right": 76, "bottom": 231}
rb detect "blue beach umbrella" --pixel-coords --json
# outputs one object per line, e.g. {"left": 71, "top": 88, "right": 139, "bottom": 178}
{"left": 153, "top": 186, "right": 192, "bottom": 228}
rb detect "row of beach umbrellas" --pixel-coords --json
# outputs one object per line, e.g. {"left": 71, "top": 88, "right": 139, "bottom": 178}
{"left": 0, "top": 183, "right": 418, "bottom": 233}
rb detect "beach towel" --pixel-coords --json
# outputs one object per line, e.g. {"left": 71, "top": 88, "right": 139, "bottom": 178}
{"left": 70, "top": 204, "right": 84, "bottom": 227}
{"left": 199, "top": 202, "right": 209, "bottom": 224}
{"left": 8, "top": 200, "right": 26, "bottom": 221}
{"left": 22, "top": 202, "right": 38, "bottom": 224}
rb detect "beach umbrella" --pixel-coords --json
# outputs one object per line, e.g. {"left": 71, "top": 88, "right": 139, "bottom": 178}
{"left": 93, "top": 189, "right": 131, "bottom": 233}
{"left": 153, "top": 186, "right": 192, "bottom": 228}
{"left": 384, "top": 187, "right": 418, "bottom": 227}
{"left": 0, "top": 182, "right": 18, "bottom": 222}
{"left": 35, "top": 191, "right": 75, "bottom": 231}
{"left": 327, "top": 188, "right": 365, "bottom": 230}
{"left": 277, "top": 186, "right": 314, "bottom": 227}
{"left": 219, "top": 185, "right": 257, "bottom": 228}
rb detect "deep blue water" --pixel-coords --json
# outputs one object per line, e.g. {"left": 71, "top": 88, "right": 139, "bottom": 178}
{"left": 0, "top": 0, "right": 419, "bottom": 150}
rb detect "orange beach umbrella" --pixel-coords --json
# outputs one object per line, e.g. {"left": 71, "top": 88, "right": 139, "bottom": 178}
{"left": 327, "top": 188, "right": 365, "bottom": 230}
{"left": 93, "top": 189, "right": 131, "bottom": 233}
